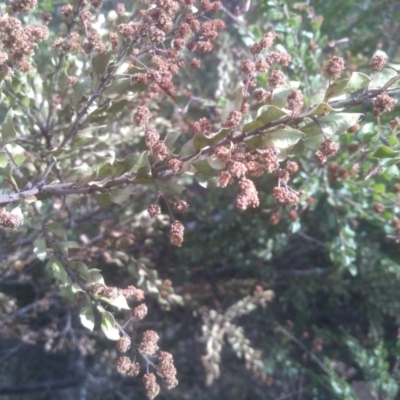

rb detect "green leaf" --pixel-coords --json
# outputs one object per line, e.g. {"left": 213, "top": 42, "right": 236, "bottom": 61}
{"left": 92, "top": 51, "right": 112, "bottom": 75}
{"left": 303, "top": 113, "right": 363, "bottom": 149}
{"left": 47, "top": 257, "right": 69, "bottom": 283}
{"left": 243, "top": 105, "right": 288, "bottom": 133}
{"left": 155, "top": 178, "right": 187, "bottom": 197}
{"left": 373, "top": 146, "right": 400, "bottom": 159}
{"left": 102, "top": 78, "right": 145, "bottom": 99}
{"left": 370, "top": 68, "right": 399, "bottom": 90}
{"left": 325, "top": 72, "right": 370, "bottom": 100}
{"left": 164, "top": 130, "right": 181, "bottom": 150}
{"left": 301, "top": 103, "right": 333, "bottom": 117}
{"left": 1, "top": 109, "right": 17, "bottom": 144}
{"left": 100, "top": 295, "right": 130, "bottom": 310}
{"left": 100, "top": 309, "right": 120, "bottom": 340}
{"left": 70, "top": 261, "right": 90, "bottom": 281}
{"left": 88, "top": 269, "right": 105, "bottom": 285}
{"left": 0, "top": 151, "right": 7, "bottom": 168}
{"left": 47, "top": 222, "right": 65, "bottom": 238}
{"left": 4, "top": 143, "right": 26, "bottom": 166}
{"left": 193, "top": 159, "right": 221, "bottom": 177}
{"left": 109, "top": 187, "right": 132, "bottom": 204}
{"left": 271, "top": 81, "right": 300, "bottom": 108}
{"left": 33, "top": 237, "right": 47, "bottom": 261}
{"left": 79, "top": 295, "right": 95, "bottom": 332}
{"left": 193, "top": 128, "right": 230, "bottom": 150}
{"left": 221, "top": 88, "right": 243, "bottom": 122}
{"left": 71, "top": 77, "right": 91, "bottom": 109}
{"left": 245, "top": 128, "right": 303, "bottom": 149}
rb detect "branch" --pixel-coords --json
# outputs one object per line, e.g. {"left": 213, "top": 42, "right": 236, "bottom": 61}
{"left": 0, "top": 172, "right": 135, "bottom": 205}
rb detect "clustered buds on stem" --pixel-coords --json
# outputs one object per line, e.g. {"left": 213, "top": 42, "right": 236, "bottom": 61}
{"left": 326, "top": 56, "right": 345, "bottom": 79}
{"left": 0, "top": 208, "right": 24, "bottom": 230}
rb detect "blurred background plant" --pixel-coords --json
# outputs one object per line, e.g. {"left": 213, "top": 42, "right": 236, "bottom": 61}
{"left": 1, "top": 0, "right": 400, "bottom": 399}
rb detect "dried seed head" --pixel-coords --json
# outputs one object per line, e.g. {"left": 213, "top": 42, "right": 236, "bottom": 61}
{"left": 229, "top": 161, "right": 247, "bottom": 178}
{"left": 262, "top": 148, "right": 279, "bottom": 173}
{"left": 145, "top": 127, "right": 160, "bottom": 148}
{"left": 214, "top": 146, "right": 230, "bottom": 160}
{"left": 190, "top": 58, "right": 200, "bottom": 69}
{"left": 286, "top": 161, "right": 299, "bottom": 175}
{"left": 148, "top": 204, "right": 161, "bottom": 218}
{"left": 260, "top": 32, "right": 277, "bottom": 50}
{"left": 193, "top": 117, "right": 212, "bottom": 134}
{"left": 10, "top": 0, "right": 37, "bottom": 13}
{"left": 236, "top": 178, "right": 260, "bottom": 210}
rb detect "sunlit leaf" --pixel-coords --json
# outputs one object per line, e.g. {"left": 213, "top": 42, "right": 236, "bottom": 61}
{"left": 245, "top": 128, "right": 303, "bottom": 149}
{"left": 100, "top": 309, "right": 120, "bottom": 340}
{"left": 243, "top": 105, "right": 288, "bottom": 133}
{"left": 79, "top": 295, "right": 95, "bottom": 332}
{"left": 33, "top": 237, "right": 47, "bottom": 261}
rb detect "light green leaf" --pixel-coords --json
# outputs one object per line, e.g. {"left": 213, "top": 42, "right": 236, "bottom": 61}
{"left": 155, "top": 178, "right": 187, "bottom": 198}
{"left": 302, "top": 113, "right": 363, "bottom": 149}
{"left": 1, "top": 109, "right": 17, "bottom": 144}
{"left": 245, "top": 128, "right": 303, "bottom": 149}
{"left": 243, "top": 105, "right": 288, "bottom": 133}
{"left": 100, "top": 310, "right": 120, "bottom": 340}
{"left": 88, "top": 269, "right": 105, "bottom": 285}
{"left": 301, "top": 103, "right": 333, "bottom": 117}
{"left": 100, "top": 294, "right": 130, "bottom": 310}
{"left": 33, "top": 237, "right": 47, "bottom": 261}
{"left": 370, "top": 68, "right": 399, "bottom": 90}
{"left": 193, "top": 159, "right": 221, "bottom": 177}
{"left": 325, "top": 72, "right": 370, "bottom": 100}
{"left": 0, "top": 152, "right": 7, "bottom": 168}
{"left": 193, "top": 128, "right": 230, "bottom": 150}
{"left": 47, "top": 222, "right": 65, "bottom": 238}
{"left": 5, "top": 143, "right": 26, "bottom": 166}
{"left": 164, "top": 130, "right": 181, "bottom": 150}
{"left": 79, "top": 295, "right": 95, "bottom": 332}
{"left": 109, "top": 187, "right": 132, "bottom": 204}
{"left": 72, "top": 77, "right": 91, "bottom": 109}
{"left": 47, "top": 257, "right": 69, "bottom": 283}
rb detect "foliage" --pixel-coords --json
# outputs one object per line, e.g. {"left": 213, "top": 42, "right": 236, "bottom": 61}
{"left": 0, "top": 0, "right": 400, "bottom": 399}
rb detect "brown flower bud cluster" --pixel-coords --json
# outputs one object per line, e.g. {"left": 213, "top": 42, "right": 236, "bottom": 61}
{"left": 174, "top": 200, "right": 189, "bottom": 213}
{"left": 193, "top": 117, "right": 212, "bottom": 134}
{"left": 315, "top": 139, "right": 340, "bottom": 164}
{"left": 10, "top": 0, "right": 37, "bottom": 13}
{"left": 148, "top": 204, "right": 161, "bottom": 218}
{"left": 272, "top": 187, "right": 299, "bottom": 206}
{"left": 143, "top": 373, "right": 160, "bottom": 400}
{"left": 370, "top": 54, "right": 387, "bottom": 72}
{"left": 117, "top": 356, "right": 140, "bottom": 377}
{"left": 223, "top": 111, "right": 243, "bottom": 128}
{"left": 117, "top": 336, "right": 131, "bottom": 353}
{"left": 287, "top": 89, "right": 304, "bottom": 114}
{"left": 0, "top": 15, "right": 49, "bottom": 75}
{"left": 236, "top": 178, "right": 260, "bottom": 210}
{"left": 156, "top": 351, "right": 178, "bottom": 389}
{"left": 326, "top": 56, "right": 345, "bottom": 80}
{"left": 373, "top": 93, "right": 397, "bottom": 115}
{"left": 139, "top": 330, "right": 160, "bottom": 355}
{"left": 0, "top": 208, "right": 24, "bottom": 230}
{"left": 170, "top": 220, "right": 184, "bottom": 246}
